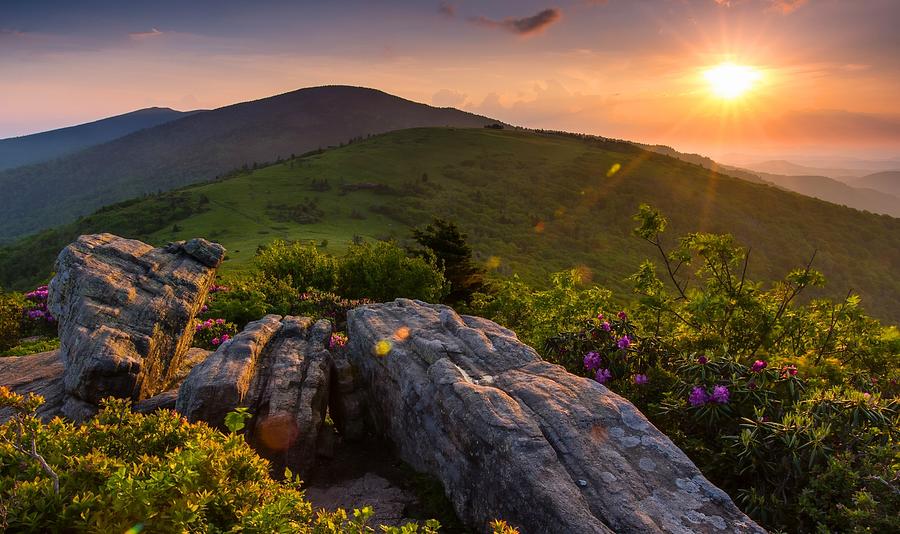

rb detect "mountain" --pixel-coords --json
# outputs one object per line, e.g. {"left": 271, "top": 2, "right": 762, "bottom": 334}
{"left": 0, "top": 107, "right": 191, "bottom": 171}
{"left": 0, "top": 86, "right": 499, "bottom": 243}
{"left": 646, "top": 148, "right": 900, "bottom": 217}
{"left": 2, "top": 127, "right": 898, "bottom": 324}
{"left": 853, "top": 171, "right": 900, "bottom": 198}
{"left": 639, "top": 144, "right": 766, "bottom": 184}
{"left": 739, "top": 160, "right": 863, "bottom": 180}
{"left": 750, "top": 172, "right": 900, "bottom": 217}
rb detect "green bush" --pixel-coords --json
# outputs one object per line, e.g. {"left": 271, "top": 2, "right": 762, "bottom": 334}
{"left": 0, "top": 388, "right": 438, "bottom": 533}
{"left": 254, "top": 240, "right": 338, "bottom": 294}
{"left": 0, "top": 291, "right": 24, "bottom": 352}
{"left": 337, "top": 241, "right": 447, "bottom": 303}
{"left": 469, "top": 270, "right": 610, "bottom": 349}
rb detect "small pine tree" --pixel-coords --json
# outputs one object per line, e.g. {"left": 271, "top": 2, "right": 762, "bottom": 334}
{"left": 412, "top": 218, "right": 486, "bottom": 305}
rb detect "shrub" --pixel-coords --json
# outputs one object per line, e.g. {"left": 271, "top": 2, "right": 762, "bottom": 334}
{"left": 0, "top": 291, "right": 24, "bottom": 352}
{"left": 254, "top": 240, "right": 338, "bottom": 294}
{"left": 193, "top": 317, "right": 237, "bottom": 350}
{"left": 20, "top": 285, "right": 57, "bottom": 339}
{"left": 0, "top": 388, "right": 434, "bottom": 533}
{"left": 337, "top": 241, "right": 447, "bottom": 303}
{"left": 469, "top": 270, "right": 610, "bottom": 349}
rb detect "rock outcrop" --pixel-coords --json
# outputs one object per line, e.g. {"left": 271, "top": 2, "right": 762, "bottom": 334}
{"left": 2, "top": 233, "right": 767, "bottom": 533}
{"left": 48, "top": 234, "right": 224, "bottom": 418}
{"left": 347, "top": 299, "right": 764, "bottom": 534}
{"left": 177, "top": 315, "right": 333, "bottom": 475}
{"left": 0, "top": 350, "right": 66, "bottom": 421}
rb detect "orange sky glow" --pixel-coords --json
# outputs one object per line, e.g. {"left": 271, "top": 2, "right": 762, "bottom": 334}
{"left": 2, "top": 0, "right": 898, "bottom": 160}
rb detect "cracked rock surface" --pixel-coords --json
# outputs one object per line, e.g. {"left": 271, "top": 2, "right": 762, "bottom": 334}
{"left": 48, "top": 234, "right": 223, "bottom": 418}
{"left": 177, "top": 315, "right": 332, "bottom": 475}
{"left": 347, "top": 299, "right": 765, "bottom": 534}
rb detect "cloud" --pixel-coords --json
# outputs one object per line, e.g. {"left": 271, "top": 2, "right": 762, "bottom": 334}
{"left": 767, "top": 0, "right": 808, "bottom": 14}
{"left": 437, "top": 2, "right": 456, "bottom": 17}
{"left": 129, "top": 28, "right": 164, "bottom": 40}
{"left": 713, "top": 0, "right": 808, "bottom": 14}
{"left": 431, "top": 89, "right": 468, "bottom": 108}
{"left": 0, "top": 28, "right": 27, "bottom": 39}
{"left": 470, "top": 8, "right": 562, "bottom": 36}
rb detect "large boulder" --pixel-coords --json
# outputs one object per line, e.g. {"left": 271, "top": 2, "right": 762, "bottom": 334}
{"left": 48, "top": 234, "right": 224, "bottom": 416}
{"left": 346, "top": 299, "right": 765, "bottom": 534}
{"left": 177, "top": 315, "right": 333, "bottom": 475}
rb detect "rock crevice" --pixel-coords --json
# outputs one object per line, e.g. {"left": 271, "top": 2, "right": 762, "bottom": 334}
{"left": 176, "top": 315, "right": 334, "bottom": 475}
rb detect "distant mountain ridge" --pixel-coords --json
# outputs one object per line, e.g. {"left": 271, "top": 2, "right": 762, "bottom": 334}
{"left": 643, "top": 146, "right": 900, "bottom": 217}
{"left": 853, "top": 171, "right": 900, "bottom": 198}
{"left": 751, "top": 172, "right": 900, "bottom": 218}
{"left": 741, "top": 160, "right": 863, "bottom": 180}
{"left": 0, "top": 86, "right": 500, "bottom": 243}
{"left": 0, "top": 107, "right": 192, "bottom": 171}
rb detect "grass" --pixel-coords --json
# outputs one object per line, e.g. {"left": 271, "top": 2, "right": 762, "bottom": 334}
{"left": 2, "top": 127, "right": 898, "bottom": 323}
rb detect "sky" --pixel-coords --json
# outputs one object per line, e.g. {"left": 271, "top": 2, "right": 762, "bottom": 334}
{"left": 2, "top": 0, "right": 899, "bottom": 160}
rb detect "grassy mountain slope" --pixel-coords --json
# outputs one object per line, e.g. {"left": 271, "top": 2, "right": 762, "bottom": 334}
{"left": 0, "top": 107, "right": 190, "bottom": 171}
{"left": 0, "top": 86, "right": 498, "bottom": 243}
{"left": 853, "top": 171, "right": 900, "bottom": 198}
{"left": 639, "top": 144, "right": 766, "bottom": 184}
{"left": 2, "top": 127, "right": 898, "bottom": 323}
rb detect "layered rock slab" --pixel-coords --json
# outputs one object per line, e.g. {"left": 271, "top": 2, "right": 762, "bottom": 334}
{"left": 0, "top": 350, "right": 66, "bottom": 422}
{"left": 347, "top": 299, "right": 765, "bottom": 534}
{"left": 48, "top": 234, "right": 224, "bottom": 415}
{"left": 177, "top": 315, "right": 332, "bottom": 475}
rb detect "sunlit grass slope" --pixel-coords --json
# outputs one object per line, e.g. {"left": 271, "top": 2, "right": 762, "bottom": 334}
{"left": 2, "top": 127, "right": 898, "bottom": 322}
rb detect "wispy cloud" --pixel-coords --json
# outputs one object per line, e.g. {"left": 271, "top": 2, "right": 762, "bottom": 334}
{"left": 437, "top": 1, "right": 456, "bottom": 18}
{"left": 0, "top": 28, "right": 27, "bottom": 39}
{"left": 431, "top": 88, "right": 468, "bottom": 108}
{"left": 713, "top": 0, "right": 808, "bottom": 15}
{"left": 129, "top": 28, "right": 164, "bottom": 40}
{"left": 767, "top": 0, "right": 808, "bottom": 15}
{"left": 470, "top": 8, "right": 562, "bottom": 36}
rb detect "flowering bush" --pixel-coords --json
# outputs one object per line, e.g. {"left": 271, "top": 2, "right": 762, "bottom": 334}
{"left": 329, "top": 331, "right": 348, "bottom": 349}
{"left": 479, "top": 206, "right": 899, "bottom": 532}
{"left": 545, "top": 311, "right": 643, "bottom": 387}
{"left": 193, "top": 318, "right": 237, "bottom": 350}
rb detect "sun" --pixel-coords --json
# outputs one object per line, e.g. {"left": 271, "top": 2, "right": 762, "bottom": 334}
{"left": 703, "top": 62, "right": 761, "bottom": 99}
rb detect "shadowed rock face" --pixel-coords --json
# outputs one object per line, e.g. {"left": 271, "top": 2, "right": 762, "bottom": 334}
{"left": 48, "top": 234, "right": 223, "bottom": 418}
{"left": 347, "top": 299, "right": 765, "bottom": 534}
{"left": 176, "top": 315, "right": 333, "bottom": 475}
